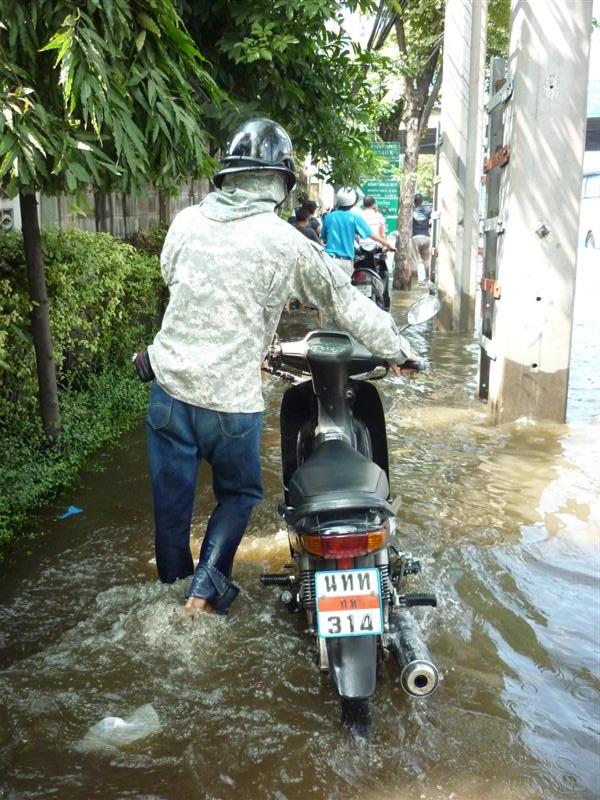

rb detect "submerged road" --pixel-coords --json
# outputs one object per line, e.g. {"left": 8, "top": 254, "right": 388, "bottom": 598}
{"left": 0, "top": 250, "right": 598, "bottom": 800}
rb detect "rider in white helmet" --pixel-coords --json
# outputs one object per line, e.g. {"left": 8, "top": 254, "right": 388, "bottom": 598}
{"left": 320, "top": 187, "right": 393, "bottom": 275}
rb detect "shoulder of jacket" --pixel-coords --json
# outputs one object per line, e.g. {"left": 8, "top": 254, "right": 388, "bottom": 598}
{"left": 170, "top": 204, "right": 201, "bottom": 228}
{"left": 305, "top": 238, "right": 324, "bottom": 253}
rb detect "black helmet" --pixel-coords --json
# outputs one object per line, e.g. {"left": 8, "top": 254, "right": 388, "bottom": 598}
{"left": 213, "top": 118, "right": 296, "bottom": 194}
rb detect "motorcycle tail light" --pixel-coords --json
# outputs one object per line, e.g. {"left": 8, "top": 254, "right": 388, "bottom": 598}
{"left": 352, "top": 270, "right": 370, "bottom": 283}
{"left": 300, "top": 529, "right": 387, "bottom": 559}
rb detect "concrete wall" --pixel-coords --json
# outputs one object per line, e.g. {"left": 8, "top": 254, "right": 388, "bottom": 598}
{"left": 487, "top": 0, "right": 593, "bottom": 423}
{"left": 0, "top": 180, "right": 211, "bottom": 237}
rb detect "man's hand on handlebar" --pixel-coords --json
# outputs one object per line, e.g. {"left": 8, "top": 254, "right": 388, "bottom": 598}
{"left": 369, "top": 232, "right": 396, "bottom": 252}
{"left": 388, "top": 358, "right": 424, "bottom": 377}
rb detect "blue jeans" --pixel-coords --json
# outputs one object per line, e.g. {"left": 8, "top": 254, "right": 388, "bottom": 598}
{"left": 146, "top": 382, "right": 263, "bottom": 614}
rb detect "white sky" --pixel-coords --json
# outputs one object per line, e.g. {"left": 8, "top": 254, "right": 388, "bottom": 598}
{"left": 590, "top": 0, "right": 599, "bottom": 81}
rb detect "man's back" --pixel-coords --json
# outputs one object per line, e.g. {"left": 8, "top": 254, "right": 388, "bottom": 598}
{"left": 354, "top": 206, "right": 386, "bottom": 241}
{"left": 149, "top": 195, "right": 308, "bottom": 414}
{"left": 321, "top": 209, "right": 371, "bottom": 259}
{"left": 412, "top": 203, "right": 431, "bottom": 236}
{"left": 150, "top": 190, "right": 409, "bottom": 417}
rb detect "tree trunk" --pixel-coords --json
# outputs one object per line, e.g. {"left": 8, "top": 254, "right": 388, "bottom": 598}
{"left": 121, "top": 194, "right": 129, "bottom": 237}
{"left": 393, "top": 101, "right": 422, "bottom": 290}
{"left": 158, "top": 190, "right": 169, "bottom": 226}
{"left": 19, "top": 192, "right": 61, "bottom": 441}
{"left": 107, "top": 191, "right": 115, "bottom": 234}
{"left": 94, "top": 191, "right": 109, "bottom": 232}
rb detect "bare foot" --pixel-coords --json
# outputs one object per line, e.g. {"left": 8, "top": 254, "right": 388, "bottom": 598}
{"left": 183, "top": 596, "right": 214, "bottom": 619}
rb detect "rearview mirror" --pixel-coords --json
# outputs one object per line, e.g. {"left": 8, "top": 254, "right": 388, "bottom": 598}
{"left": 406, "top": 294, "right": 441, "bottom": 326}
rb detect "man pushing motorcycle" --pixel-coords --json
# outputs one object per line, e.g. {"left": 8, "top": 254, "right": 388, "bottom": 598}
{"left": 138, "top": 118, "right": 418, "bottom": 617}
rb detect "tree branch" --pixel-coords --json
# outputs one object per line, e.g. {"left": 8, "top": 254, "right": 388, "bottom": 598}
{"left": 394, "top": 16, "right": 407, "bottom": 57}
{"left": 419, "top": 63, "right": 443, "bottom": 135}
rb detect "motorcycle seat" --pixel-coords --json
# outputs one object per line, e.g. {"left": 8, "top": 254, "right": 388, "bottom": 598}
{"left": 288, "top": 439, "right": 391, "bottom": 518}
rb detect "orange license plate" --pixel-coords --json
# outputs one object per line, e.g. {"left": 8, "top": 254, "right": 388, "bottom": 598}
{"left": 315, "top": 568, "right": 383, "bottom": 638}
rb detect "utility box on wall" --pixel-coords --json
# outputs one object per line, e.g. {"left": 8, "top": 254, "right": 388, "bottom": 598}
{"left": 0, "top": 193, "right": 21, "bottom": 233}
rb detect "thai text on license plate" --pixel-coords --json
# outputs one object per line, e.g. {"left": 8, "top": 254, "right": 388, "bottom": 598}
{"left": 315, "top": 568, "right": 383, "bottom": 638}
{"left": 356, "top": 284, "right": 372, "bottom": 295}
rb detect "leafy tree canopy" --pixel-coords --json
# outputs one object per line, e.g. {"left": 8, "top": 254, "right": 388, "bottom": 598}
{"left": 181, "top": 0, "right": 389, "bottom": 185}
{"left": 372, "top": 0, "right": 510, "bottom": 140}
{"left": 0, "top": 0, "right": 222, "bottom": 198}
{"left": 487, "top": 0, "right": 510, "bottom": 59}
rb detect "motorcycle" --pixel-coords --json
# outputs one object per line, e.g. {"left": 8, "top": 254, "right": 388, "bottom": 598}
{"left": 351, "top": 242, "right": 390, "bottom": 310}
{"left": 261, "top": 294, "right": 441, "bottom": 734}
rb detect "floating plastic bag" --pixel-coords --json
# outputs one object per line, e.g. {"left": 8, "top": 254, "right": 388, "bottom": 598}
{"left": 57, "top": 505, "right": 83, "bottom": 520}
{"left": 80, "top": 703, "right": 161, "bottom": 751}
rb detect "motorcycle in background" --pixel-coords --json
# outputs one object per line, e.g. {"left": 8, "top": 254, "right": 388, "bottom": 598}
{"left": 261, "top": 294, "right": 441, "bottom": 734}
{"left": 351, "top": 242, "right": 390, "bottom": 310}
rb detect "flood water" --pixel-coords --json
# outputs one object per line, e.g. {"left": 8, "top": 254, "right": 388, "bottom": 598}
{"left": 0, "top": 252, "right": 598, "bottom": 800}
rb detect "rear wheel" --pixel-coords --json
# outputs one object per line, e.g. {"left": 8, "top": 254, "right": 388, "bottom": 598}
{"left": 585, "top": 231, "right": 596, "bottom": 249}
{"left": 340, "top": 696, "right": 371, "bottom": 737}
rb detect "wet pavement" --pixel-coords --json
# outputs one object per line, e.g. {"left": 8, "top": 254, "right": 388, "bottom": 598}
{"left": 0, "top": 250, "right": 598, "bottom": 800}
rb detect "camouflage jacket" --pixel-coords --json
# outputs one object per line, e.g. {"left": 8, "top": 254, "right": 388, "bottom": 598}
{"left": 148, "top": 188, "right": 411, "bottom": 413}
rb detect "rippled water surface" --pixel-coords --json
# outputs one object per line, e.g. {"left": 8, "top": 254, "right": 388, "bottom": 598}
{"left": 0, "top": 253, "right": 598, "bottom": 800}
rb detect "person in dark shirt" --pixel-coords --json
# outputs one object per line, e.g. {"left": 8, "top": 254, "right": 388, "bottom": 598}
{"left": 410, "top": 193, "right": 432, "bottom": 281}
{"left": 288, "top": 199, "right": 321, "bottom": 235}
{"left": 294, "top": 206, "right": 321, "bottom": 243}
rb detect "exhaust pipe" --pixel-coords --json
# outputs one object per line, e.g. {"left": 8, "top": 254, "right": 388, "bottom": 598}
{"left": 388, "top": 609, "right": 439, "bottom": 697}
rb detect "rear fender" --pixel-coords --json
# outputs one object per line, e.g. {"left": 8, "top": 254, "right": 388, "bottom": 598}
{"left": 326, "top": 634, "right": 377, "bottom": 698}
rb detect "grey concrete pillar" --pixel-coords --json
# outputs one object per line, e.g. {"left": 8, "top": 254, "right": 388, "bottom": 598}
{"left": 437, "top": 0, "right": 488, "bottom": 333}
{"left": 488, "top": 0, "right": 593, "bottom": 423}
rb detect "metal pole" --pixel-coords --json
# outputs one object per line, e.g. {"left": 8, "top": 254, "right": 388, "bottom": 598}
{"left": 488, "top": 0, "right": 593, "bottom": 423}
{"left": 436, "top": 0, "right": 488, "bottom": 333}
{"left": 479, "top": 57, "right": 510, "bottom": 402}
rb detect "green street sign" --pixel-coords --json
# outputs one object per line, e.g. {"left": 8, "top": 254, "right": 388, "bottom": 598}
{"left": 362, "top": 142, "right": 401, "bottom": 233}
{"left": 362, "top": 179, "right": 399, "bottom": 233}
{"left": 362, "top": 180, "right": 398, "bottom": 198}
{"left": 371, "top": 141, "right": 400, "bottom": 179}
{"left": 371, "top": 142, "right": 400, "bottom": 158}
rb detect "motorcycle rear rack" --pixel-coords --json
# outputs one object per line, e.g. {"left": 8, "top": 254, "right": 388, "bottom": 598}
{"left": 278, "top": 497, "right": 394, "bottom": 526}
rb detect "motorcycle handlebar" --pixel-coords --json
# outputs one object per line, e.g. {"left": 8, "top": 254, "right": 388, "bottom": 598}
{"left": 270, "top": 335, "right": 388, "bottom": 377}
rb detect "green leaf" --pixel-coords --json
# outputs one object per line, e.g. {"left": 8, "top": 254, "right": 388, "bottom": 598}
{"left": 70, "top": 162, "right": 91, "bottom": 182}
{"left": 148, "top": 79, "right": 156, "bottom": 108}
{"left": 113, "top": 121, "right": 123, "bottom": 157}
{"left": 67, "top": 196, "right": 91, "bottom": 216}
{"left": 0, "top": 149, "right": 15, "bottom": 179}
{"left": 135, "top": 30, "right": 147, "bottom": 52}
{"left": 138, "top": 13, "right": 161, "bottom": 37}
{"left": 9, "top": 323, "right": 33, "bottom": 345}
{"left": 64, "top": 169, "right": 77, "bottom": 192}
{"left": 80, "top": 79, "right": 92, "bottom": 107}
{"left": 39, "top": 29, "right": 67, "bottom": 55}
{"left": 2, "top": 108, "right": 14, "bottom": 131}
{"left": 26, "top": 132, "right": 45, "bottom": 156}
{"left": 16, "top": 155, "right": 31, "bottom": 186}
